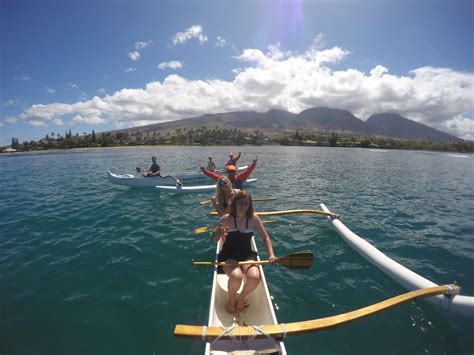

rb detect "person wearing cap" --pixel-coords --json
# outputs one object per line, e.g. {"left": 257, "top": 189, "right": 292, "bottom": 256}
{"left": 200, "top": 156, "right": 257, "bottom": 190}
{"left": 206, "top": 156, "right": 216, "bottom": 172}
{"left": 224, "top": 152, "right": 241, "bottom": 167}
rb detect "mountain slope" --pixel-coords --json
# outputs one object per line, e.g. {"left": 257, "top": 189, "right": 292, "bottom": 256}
{"left": 290, "top": 107, "right": 368, "bottom": 134}
{"left": 366, "top": 113, "right": 460, "bottom": 142}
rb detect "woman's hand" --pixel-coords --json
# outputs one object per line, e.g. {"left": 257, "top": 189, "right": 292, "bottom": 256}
{"left": 268, "top": 254, "right": 278, "bottom": 264}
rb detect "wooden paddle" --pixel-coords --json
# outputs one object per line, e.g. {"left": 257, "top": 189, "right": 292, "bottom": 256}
{"left": 192, "top": 219, "right": 278, "bottom": 234}
{"left": 192, "top": 251, "right": 313, "bottom": 269}
{"left": 210, "top": 209, "right": 340, "bottom": 219}
{"left": 200, "top": 197, "right": 277, "bottom": 205}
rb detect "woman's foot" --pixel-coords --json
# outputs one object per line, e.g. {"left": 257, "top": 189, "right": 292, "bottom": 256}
{"left": 225, "top": 299, "right": 236, "bottom": 314}
{"left": 236, "top": 298, "right": 248, "bottom": 313}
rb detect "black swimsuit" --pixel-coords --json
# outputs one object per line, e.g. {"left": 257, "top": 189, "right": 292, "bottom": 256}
{"left": 218, "top": 217, "right": 258, "bottom": 262}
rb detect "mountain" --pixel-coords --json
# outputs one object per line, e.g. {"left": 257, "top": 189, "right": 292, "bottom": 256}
{"left": 366, "top": 113, "right": 460, "bottom": 143}
{"left": 110, "top": 107, "right": 461, "bottom": 142}
{"left": 290, "top": 107, "right": 368, "bottom": 134}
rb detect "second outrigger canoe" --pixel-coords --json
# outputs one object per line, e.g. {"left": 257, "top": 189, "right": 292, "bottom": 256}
{"left": 107, "top": 166, "right": 248, "bottom": 187}
{"left": 203, "top": 238, "right": 286, "bottom": 354}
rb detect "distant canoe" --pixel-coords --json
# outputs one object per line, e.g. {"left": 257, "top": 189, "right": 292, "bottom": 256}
{"left": 107, "top": 166, "right": 248, "bottom": 187}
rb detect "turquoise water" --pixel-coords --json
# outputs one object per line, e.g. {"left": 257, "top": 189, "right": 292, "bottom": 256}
{"left": 1, "top": 146, "right": 473, "bottom": 354}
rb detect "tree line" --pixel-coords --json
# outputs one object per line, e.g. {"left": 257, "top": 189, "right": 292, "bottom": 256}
{"left": 5, "top": 126, "right": 473, "bottom": 153}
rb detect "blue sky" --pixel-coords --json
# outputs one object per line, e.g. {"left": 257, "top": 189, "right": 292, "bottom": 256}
{"left": 1, "top": 0, "right": 473, "bottom": 146}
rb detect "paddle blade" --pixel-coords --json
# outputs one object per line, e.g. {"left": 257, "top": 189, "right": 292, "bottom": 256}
{"left": 136, "top": 167, "right": 142, "bottom": 173}
{"left": 277, "top": 252, "right": 314, "bottom": 269}
{"left": 192, "top": 226, "right": 211, "bottom": 234}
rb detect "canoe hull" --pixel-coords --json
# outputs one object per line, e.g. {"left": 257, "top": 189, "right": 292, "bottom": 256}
{"left": 205, "top": 238, "right": 286, "bottom": 354}
{"left": 107, "top": 166, "right": 249, "bottom": 187}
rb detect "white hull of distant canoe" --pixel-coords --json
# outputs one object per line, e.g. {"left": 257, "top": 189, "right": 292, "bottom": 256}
{"left": 107, "top": 166, "right": 248, "bottom": 187}
{"left": 155, "top": 178, "right": 258, "bottom": 193}
{"left": 205, "top": 238, "right": 286, "bottom": 354}
{"left": 320, "top": 203, "right": 474, "bottom": 320}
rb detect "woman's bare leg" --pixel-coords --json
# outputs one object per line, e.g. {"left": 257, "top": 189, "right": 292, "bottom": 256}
{"left": 236, "top": 264, "right": 260, "bottom": 312}
{"left": 223, "top": 263, "right": 243, "bottom": 314}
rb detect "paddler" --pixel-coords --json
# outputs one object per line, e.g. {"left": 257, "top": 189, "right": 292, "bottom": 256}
{"left": 200, "top": 156, "right": 257, "bottom": 189}
{"left": 225, "top": 151, "right": 241, "bottom": 167}
{"left": 142, "top": 156, "right": 182, "bottom": 186}
{"left": 211, "top": 176, "right": 240, "bottom": 216}
{"left": 211, "top": 190, "right": 278, "bottom": 314}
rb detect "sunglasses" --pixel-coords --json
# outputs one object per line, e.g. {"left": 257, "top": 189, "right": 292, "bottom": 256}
{"left": 219, "top": 181, "right": 228, "bottom": 186}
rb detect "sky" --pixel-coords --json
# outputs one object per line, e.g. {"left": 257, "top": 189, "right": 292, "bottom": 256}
{"left": 1, "top": 0, "right": 473, "bottom": 146}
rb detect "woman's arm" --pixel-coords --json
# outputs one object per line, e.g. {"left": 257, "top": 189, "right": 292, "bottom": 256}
{"left": 211, "top": 215, "right": 229, "bottom": 243}
{"left": 254, "top": 216, "right": 277, "bottom": 263}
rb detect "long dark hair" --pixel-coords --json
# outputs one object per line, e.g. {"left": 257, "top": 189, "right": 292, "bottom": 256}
{"left": 229, "top": 190, "right": 254, "bottom": 219}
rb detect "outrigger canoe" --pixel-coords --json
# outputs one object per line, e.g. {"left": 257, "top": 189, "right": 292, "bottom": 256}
{"left": 175, "top": 207, "right": 472, "bottom": 349}
{"left": 107, "top": 166, "right": 248, "bottom": 187}
{"left": 203, "top": 238, "right": 286, "bottom": 354}
{"left": 155, "top": 178, "right": 258, "bottom": 193}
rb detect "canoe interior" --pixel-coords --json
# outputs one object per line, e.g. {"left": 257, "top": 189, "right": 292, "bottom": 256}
{"left": 205, "top": 239, "right": 286, "bottom": 354}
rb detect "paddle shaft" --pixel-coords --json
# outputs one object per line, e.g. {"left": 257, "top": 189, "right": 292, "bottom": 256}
{"left": 201, "top": 197, "right": 277, "bottom": 205}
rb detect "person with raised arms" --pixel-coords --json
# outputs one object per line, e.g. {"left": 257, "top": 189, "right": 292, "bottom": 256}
{"left": 225, "top": 152, "right": 241, "bottom": 167}
{"left": 200, "top": 156, "right": 257, "bottom": 189}
{"left": 211, "top": 190, "right": 277, "bottom": 314}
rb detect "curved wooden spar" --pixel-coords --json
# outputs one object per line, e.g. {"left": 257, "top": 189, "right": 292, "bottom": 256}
{"left": 193, "top": 219, "right": 277, "bottom": 234}
{"left": 200, "top": 197, "right": 277, "bottom": 205}
{"left": 210, "top": 209, "right": 339, "bottom": 218}
{"left": 174, "top": 284, "right": 458, "bottom": 340}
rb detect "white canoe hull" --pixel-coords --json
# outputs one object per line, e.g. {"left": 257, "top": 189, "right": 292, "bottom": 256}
{"left": 155, "top": 178, "right": 258, "bottom": 193}
{"left": 205, "top": 238, "right": 286, "bottom": 354}
{"left": 107, "top": 166, "right": 248, "bottom": 187}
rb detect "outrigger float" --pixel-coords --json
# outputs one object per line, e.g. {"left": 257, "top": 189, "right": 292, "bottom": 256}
{"left": 174, "top": 204, "right": 474, "bottom": 353}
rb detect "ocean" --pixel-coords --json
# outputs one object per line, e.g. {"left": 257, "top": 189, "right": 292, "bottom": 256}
{"left": 1, "top": 146, "right": 473, "bottom": 354}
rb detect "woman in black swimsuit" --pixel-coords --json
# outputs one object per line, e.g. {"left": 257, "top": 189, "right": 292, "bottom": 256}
{"left": 211, "top": 176, "right": 240, "bottom": 216}
{"left": 212, "top": 190, "right": 278, "bottom": 314}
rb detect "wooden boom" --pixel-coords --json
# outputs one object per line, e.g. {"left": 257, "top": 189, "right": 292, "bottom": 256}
{"left": 210, "top": 209, "right": 340, "bottom": 219}
{"left": 174, "top": 284, "right": 458, "bottom": 340}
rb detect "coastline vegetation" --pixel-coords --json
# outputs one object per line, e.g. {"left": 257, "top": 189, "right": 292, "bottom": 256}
{"left": 4, "top": 127, "right": 473, "bottom": 153}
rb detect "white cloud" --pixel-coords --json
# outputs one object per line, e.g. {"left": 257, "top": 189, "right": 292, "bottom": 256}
{"left": 135, "top": 40, "right": 152, "bottom": 50}
{"left": 14, "top": 74, "right": 31, "bottom": 81}
{"left": 72, "top": 115, "right": 107, "bottom": 125}
{"left": 3, "top": 99, "right": 19, "bottom": 107}
{"left": 129, "top": 51, "right": 140, "bottom": 61}
{"left": 46, "top": 87, "right": 56, "bottom": 94}
{"left": 19, "top": 38, "right": 474, "bottom": 139}
{"left": 216, "top": 36, "right": 227, "bottom": 47}
{"left": 98, "top": 88, "right": 106, "bottom": 95}
{"left": 67, "top": 82, "right": 79, "bottom": 90}
{"left": 158, "top": 61, "right": 183, "bottom": 70}
{"left": 0, "top": 121, "right": 4, "bottom": 127}
{"left": 53, "top": 118, "right": 64, "bottom": 126}
{"left": 124, "top": 67, "right": 136, "bottom": 72}
{"left": 171, "top": 25, "right": 208, "bottom": 46}
{"left": 5, "top": 116, "right": 18, "bottom": 124}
